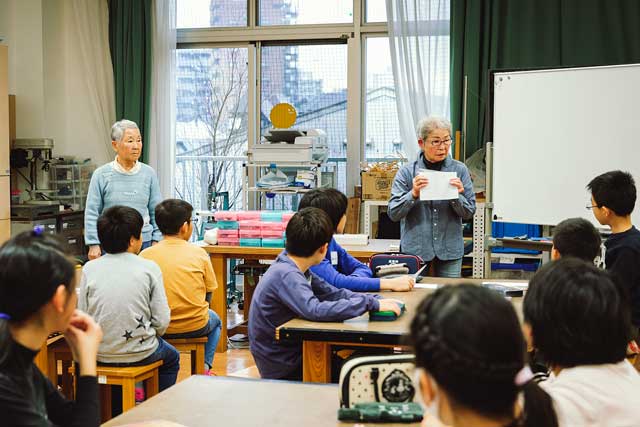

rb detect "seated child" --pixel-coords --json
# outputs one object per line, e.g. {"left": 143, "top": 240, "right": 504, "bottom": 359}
{"left": 524, "top": 258, "right": 640, "bottom": 427}
{"left": 0, "top": 230, "right": 103, "bottom": 425}
{"left": 140, "top": 199, "right": 221, "bottom": 374}
{"left": 551, "top": 217, "right": 601, "bottom": 263}
{"left": 299, "top": 188, "right": 414, "bottom": 292}
{"left": 588, "top": 170, "right": 640, "bottom": 330}
{"left": 410, "top": 284, "right": 557, "bottom": 427}
{"left": 248, "top": 207, "right": 402, "bottom": 380}
{"left": 78, "top": 205, "right": 179, "bottom": 391}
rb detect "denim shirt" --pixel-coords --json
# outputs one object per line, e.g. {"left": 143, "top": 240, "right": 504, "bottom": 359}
{"left": 388, "top": 154, "right": 476, "bottom": 261}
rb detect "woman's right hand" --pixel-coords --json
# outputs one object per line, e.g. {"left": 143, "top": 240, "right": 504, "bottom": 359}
{"left": 411, "top": 175, "right": 429, "bottom": 199}
{"left": 64, "top": 310, "right": 103, "bottom": 377}
{"left": 88, "top": 245, "right": 101, "bottom": 260}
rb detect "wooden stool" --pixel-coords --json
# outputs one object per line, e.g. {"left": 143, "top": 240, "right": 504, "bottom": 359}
{"left": 76, "top": 361, "right": 163, "bottom": 422}
{"left": 165, "top": 337, "right": 207, "bottom": 375}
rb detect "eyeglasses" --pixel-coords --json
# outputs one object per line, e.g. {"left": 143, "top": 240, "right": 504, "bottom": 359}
{"left": 428, "top": 138, "right": 453, "bottom": 147}
{"left": 586, "top": 204, "right": 600, "bottom": 210}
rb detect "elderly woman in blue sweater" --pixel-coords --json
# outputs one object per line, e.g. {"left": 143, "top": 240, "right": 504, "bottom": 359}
{"left": 85, "top": 120, "right": 163, "bottom": 260}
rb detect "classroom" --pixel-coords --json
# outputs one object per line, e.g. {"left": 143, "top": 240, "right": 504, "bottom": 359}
{"left": 1, "top": 0, "right": 639, "bottom": 426}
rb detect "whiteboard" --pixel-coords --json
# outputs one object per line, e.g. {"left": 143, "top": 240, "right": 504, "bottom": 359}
{"left": 492, "top": 64, "right": 640, "bottom": 227}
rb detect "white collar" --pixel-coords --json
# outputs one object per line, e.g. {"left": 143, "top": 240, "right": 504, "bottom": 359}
{"left": 111, "top": 156, "right": 141, "bottom": 175}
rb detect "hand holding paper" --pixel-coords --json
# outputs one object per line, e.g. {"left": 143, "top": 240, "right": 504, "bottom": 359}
{"left": 418, "top": 170, "right": 459, "bottom": 201}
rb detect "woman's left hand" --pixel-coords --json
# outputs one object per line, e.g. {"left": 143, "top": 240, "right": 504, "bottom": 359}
{"left": 449, "top": 178, "right": 464, "bottom": 194}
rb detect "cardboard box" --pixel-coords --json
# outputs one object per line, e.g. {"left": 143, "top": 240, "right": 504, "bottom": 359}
{"left": 361, "top": 170, "right": 397, "bottom": 201}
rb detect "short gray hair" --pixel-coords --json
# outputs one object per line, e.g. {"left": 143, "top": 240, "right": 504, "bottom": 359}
{"left": 416, "top": 116, "right": 452, "bottom": 141}
{"left": 111, "top": 119, "right": 140, "bottom": 142}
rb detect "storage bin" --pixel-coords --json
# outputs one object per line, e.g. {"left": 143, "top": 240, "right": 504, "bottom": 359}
{"left": 216, "top": 220, "right": 239, "bottom": 230}
{"left": 217, "top": 229, "right": 239, "bottom": 238}
{"left": 261, "top": 229, "right": 285, "bottom": 238}
{"left": 239, "top": 230, "right": 262, "bottom": 239}
{"left": 260, "top": 211, "right": 284, "bottom": 222}
{"left": 240, "top": 238, "right": 262, "bottom": 247}
{"left": 218, "top": 237, "right": 240, "bottom": 246}
{"left": 262, "top": 238, "right": 285, "bottom": 248}
{"left": 238, "top": 220, "right": 261, "bottom": 230}
{"left": 214, "top": 211, "right": 238, "bottom": 221}
{"left": 492, "top": 222, "right": 541, "bottom": 254}
{"left": 236, "top": 211, "right": 261, "bottom": 221}
{"left": 282, "top": 212, "right": 295, "bottom": 222}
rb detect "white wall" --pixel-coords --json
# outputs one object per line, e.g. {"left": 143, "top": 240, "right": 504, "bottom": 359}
{"left": 0, "top": 0, "right": 111, "bottom": 171}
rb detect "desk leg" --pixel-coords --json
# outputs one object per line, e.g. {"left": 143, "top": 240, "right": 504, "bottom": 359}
{"left": 210, "top": 253, "right": 228, "bottom": 353}
{"left": 302, "top": 341, "right": 331, "bottom": 383}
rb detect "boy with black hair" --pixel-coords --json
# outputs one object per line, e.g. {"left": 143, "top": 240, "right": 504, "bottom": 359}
{"left": 78, "top": 206, "right": 179, "bottom": 392}
{"left": 140, "top": 199, "right": 221, "bottom": 374}
{"left": 248, "top": 207, "right": 402, "bottom": 380}
{"left": 551, "top": 217, "right": 602, "bottom": 263}
{"left": 299, "top": 188, "right": 413, "bottom": 292}
{"left": 523, "top": 258, "right": 640, "bottom": 426}
{"left": 588, "top": 170, "right": 640, "bottom": 328}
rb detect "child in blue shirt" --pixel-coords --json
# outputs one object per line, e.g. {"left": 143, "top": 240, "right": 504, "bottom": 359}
{"left": 299, "top": 188, "right": 414, "bottom": 292}
{"left": 248, "top": 207, "right": 403, "bottom": 380}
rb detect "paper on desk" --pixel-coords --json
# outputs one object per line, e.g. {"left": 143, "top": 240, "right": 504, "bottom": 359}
{"left": 414, "top": 283, "right": 440, "bottom": 290}
{"left": 419, "top": 170, "right": 458, "bottom": 201}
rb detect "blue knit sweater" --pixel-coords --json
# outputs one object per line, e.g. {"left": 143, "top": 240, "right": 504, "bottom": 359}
{"left": 84, "top": 162, "right": 163, "bottom": 245}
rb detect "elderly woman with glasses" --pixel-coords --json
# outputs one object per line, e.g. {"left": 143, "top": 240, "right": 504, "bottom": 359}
{"left": 84, "top": 119, "right": 163, "bottom": 260}
{"left": 388, "top": 116, "right": 476, "bottom": 278}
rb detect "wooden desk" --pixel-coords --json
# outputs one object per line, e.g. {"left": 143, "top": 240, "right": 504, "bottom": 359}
{"left": 103, "top": 375, "right": 420, "bottom": 427}
{"left": 277, "top": 277, "right": 525, "bottom": 382}
{"left": 202, "top": 239, "right": 399, "bottom": 352}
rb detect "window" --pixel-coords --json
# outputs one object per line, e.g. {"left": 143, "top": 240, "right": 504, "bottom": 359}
{"left": 258, "top": 0, "right": 353, "bottom": 26}
{"left": 177, "top": 0, "right": 247, "bottom": 28}
{"left": 364, "top": 37, "right": 402, "bottom": 162}
{"left": 365, "top": 0, "right": 387, "bottom": 23}
{"left": 175, "top": 48, "right": 249, "bottom": 211}
{"left": 261, "top": 43, "right": 348, "bottom": 193}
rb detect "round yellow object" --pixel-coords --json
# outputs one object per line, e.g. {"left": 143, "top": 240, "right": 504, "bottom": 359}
{"left": 270, "top": 103, "right": 297, "bottom": 129}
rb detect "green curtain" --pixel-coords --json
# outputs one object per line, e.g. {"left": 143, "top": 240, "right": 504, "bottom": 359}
{"left": 108, "top": 0, "right": 153, "bottom": 163}
{"left": 451, "top": 0, "right": 640, "bottom": 158}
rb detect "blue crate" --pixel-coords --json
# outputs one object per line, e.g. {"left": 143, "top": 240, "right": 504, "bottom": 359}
{"left": 492, "top": 222, "right": 541, "bottom": 254}
{"left": 240, "top": 238, "right": 262, "bottom": 247}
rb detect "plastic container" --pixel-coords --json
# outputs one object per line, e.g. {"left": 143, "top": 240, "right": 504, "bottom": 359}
{"left": 216, "top": 220, "right": 239, "bottom": 230}
{"left": 214, "top": 211, "right": 238, "bottom": 221}
{"left": 238, "top": 220, "right": 262, "bottom": 231}
{"left": 262, "top": 238, "right": 285, "bottom": 248}
{"left": 260, "top": 211, "right": 284, "bottom": 222}
{"left": 240, "top": 238, "right": 262, "bottom": 247}
{"left": 217, "top": 229, "right": 239, "bottom": 238}
{"left": 261, "top": 221, "right": 283, "bottom": 230}
{"left": 218, "top": 237, "right": 240, "bottom": 246}
{"left": 282, "top": 212, "right": 295, "bottom": 222}
{"left": 239, "top": 230, "right": 262, "bottom": 239}
{"left": 236, "top": 211, "right": 261, "bottom": 221}
{"left": 261, "top": 229, "right": 285, "bottom": 238}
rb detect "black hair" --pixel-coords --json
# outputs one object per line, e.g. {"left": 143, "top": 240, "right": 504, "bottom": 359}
{"left": 524, "top": 258, "right": 630, "bottom": 368}
{"left": 97, "top": 205, "right": 144, "bottom": 254}
{"left": 587, "top": 170, "right": 636, "bottom": 216}
{"left": 411, "top": 285, "right": 557, "bottom": 427}
{"left": 298, "top": 188, "right": 348, "bottom": 231}
{"left": 552, "top": 218, "right": 601, "bottom": 262}
{"left": 285, "top": 207, "right": 334, "bottom": 257}
{"left": 0, "top": 231, "right": 76, "bottom": 360}
{"left": 155, "top": 199, "right": 193, "bottom": 235}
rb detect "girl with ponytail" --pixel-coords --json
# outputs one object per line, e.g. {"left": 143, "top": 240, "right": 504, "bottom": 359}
{"left": 410, "top": 284, "right": 558, "bottom": 427}
{"left": 0, "top": 228, "right": 103, "bottom": 426}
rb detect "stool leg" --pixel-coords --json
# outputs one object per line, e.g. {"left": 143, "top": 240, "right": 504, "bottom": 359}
{"left": 100, "top": 385, "right": 112, "bottom": 422}
{"left": 190, "top": 349, "right": 197, "bottom": 375}
{"left": 121, "top": 379, "right": 136, "bottom": 412}
{"left": 195, "top": 347, "right": 205, "bottom": 375}
{"left": 61, "top": 360, "right": 74, "bottom": 399}
{"left": 145, "top": 371, "right": 160, "bottom": 398}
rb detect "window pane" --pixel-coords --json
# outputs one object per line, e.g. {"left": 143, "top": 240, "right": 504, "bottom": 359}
{"left": 364, "top": 37, "right": 402, "bottom": 162}
{"left": 261, "top": 44, "right": 347, "bottom": 193}
{"left": 177, "top": 0, "right": 247, "bottom": 28}
{"left": 365, "top": 35, "right": 450, "bottom": 162}
{"left": 366, "top": 0, "right": 387, "bottom": 23}
{"left": 175, "top": 48, "right": 249, "bottom": 211}
{"left": 259, "top": 0, "right": 352, "bottom": 26}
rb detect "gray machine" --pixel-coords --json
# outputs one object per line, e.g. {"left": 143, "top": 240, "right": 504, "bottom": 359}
{"left": 10, "top": 138, "right": 59, "bottom": 205}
